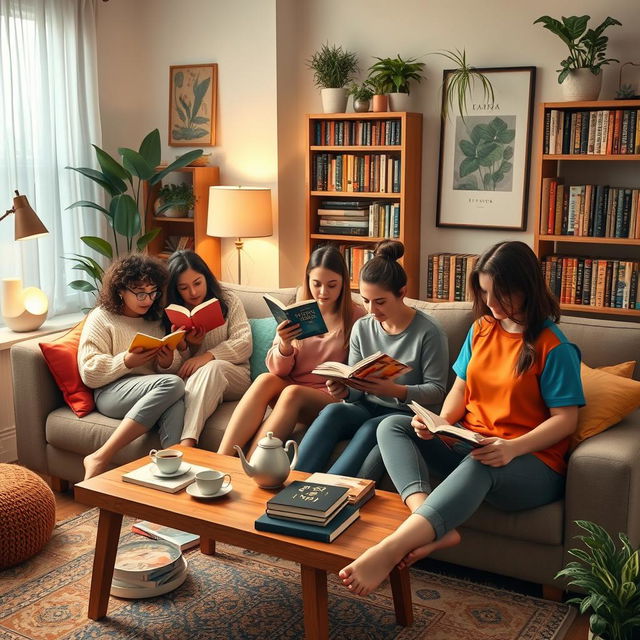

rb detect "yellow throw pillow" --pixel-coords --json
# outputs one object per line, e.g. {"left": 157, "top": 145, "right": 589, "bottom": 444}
{"left": 597, "top": 360, "right": 636, "bottom": 378}
{"left": 571, "top": 361, "right": 640, "bottom": 449}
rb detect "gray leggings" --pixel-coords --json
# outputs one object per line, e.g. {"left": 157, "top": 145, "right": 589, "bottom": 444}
{"left": 94, "top": 374, "right": 185, "bottom": 448}
{"left": 378, "top": 416, "right": 565, "bottom": 540}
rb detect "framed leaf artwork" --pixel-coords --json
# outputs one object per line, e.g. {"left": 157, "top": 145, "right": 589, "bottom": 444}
{"left": 169, "top": 63, "right": 217, "bottom": 146}
{"left": 436, "top": 66, "right": 536, "bottom": 230}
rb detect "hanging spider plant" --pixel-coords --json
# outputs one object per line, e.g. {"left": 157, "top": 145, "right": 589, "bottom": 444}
{"left": 435, "top": 49, "right": 494, "bottom": 121}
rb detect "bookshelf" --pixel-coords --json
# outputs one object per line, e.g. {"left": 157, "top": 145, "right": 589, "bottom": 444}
{"left": 144, "top": 166, "right": 221, "bottom": 277}
{"left": 533, "top": 100, "right": 640, "bottom": 319}
{"left": 305, "top": 112, "right": 422, "bottom": 298}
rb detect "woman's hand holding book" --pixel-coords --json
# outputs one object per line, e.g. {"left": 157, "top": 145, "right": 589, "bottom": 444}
{"left": 276, "top": 320, "right": 301, "bottom": 356}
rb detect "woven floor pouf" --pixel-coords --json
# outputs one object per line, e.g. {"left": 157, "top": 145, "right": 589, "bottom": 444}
{"left": 0, "top": 464, "right": 56, "bottom": 569}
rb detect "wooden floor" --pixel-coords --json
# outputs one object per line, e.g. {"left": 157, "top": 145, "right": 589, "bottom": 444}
{"left": 52, "top": 484, "right": 589, "bottom": 640}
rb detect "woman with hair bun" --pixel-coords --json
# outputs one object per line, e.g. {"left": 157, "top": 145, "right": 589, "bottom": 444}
{"left": 295, "top": 240, "right": 449, "bottom": 478}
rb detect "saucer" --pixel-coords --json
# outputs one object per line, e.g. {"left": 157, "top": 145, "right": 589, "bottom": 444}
{"left": 150, "top": 462, "right": 191, "bottom": 478}
{"left": 186, "top": 482, "right": 233, "bottom": 499}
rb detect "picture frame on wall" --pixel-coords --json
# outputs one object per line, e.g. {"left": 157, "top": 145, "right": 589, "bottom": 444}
{"left": 436, "top": 66, "right": 536, "bottom": 231}
{"left": 169, "top": 63, "right": 217, "bottom": 147}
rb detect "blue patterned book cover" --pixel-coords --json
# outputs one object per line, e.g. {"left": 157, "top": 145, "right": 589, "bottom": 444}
{"left": 263, "top": 294, "right": 328, "bottom": 340}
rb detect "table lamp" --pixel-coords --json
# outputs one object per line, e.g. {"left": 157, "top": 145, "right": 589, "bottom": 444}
{"left": 1, "top": 190, "right": 49, "bottom": 331}
{"left": 207, "top": 186, "right": 273, "bottom": 285}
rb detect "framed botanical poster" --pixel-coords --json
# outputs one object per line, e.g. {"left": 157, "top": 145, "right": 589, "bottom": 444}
{"left": 169, "top": 63, "right": 217, "bottom": 146}
{"left": 436, "top": 66, "right": 536, "bottom": 230}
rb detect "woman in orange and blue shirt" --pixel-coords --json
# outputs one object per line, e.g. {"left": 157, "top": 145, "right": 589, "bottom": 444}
{"left": 338, "top": 241, "right": 585, "bottom": 596}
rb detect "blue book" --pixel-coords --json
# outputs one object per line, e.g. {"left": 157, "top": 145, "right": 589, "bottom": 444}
{"left": 254, "top": 504, "right": 360, "bottom": 543}
{"left": 263, "top": 294, "right": 328, "bottom": 340}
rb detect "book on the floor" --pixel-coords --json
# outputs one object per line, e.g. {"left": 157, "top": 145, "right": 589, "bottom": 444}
{"left": 255, "top": 504, "right": 360, "bottom": 543}
{"left": 112, "top": 555, "right": 187, "bottom": 588}
{"left": 131, "top": 521, "right": 200, "bottom": 551}
{"left": 263, "top": 294, "right": 328, "bottom": 340}
{"left": 408, "top": 401, "right": 485, "bottom": 448}
{"left": 128, "top": 329, "right": 185, "bottom": 352}
{"left": 312, "top": 351, "right": 411, "bottom": 382}
{"left": 266, "top": 480, "right": 349, "bottom": 518}
{"left": 305, "top": 472, "right": 375, "bottom": 508}
{"left": 121, "top": 462, "right": 211, "bottom": 493}
{"left": 164, "top": 298, "right": 224, "bottom": 333}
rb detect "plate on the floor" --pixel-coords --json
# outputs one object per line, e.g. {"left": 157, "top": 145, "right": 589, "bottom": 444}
{"left": 186, "top": 482, "right": 233, "bottom": 499}
{"left": 150, "top": 462, "right": 191, "bottom": 478}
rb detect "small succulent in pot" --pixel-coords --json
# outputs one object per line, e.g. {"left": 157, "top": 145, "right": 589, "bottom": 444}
{"left": 348, "top": 81, "right": 374, "bottom": 112}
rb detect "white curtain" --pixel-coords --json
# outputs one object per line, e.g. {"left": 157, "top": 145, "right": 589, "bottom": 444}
{"left": 0, "top": 0, "right": 104, "bottom": 318}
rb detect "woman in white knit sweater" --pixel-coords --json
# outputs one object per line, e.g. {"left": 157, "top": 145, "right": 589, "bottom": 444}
{"left": 166, "top": 250, "right": 252, "bottom": 447}
{"left": 79, "top": 255, "right": 186, "bottom": 480}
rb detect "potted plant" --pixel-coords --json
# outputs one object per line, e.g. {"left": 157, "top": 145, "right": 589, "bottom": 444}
{"left": 348, "top": 81, "right": 374, "bottom": 113}
{"left": 533, "top": 15, "right": 622, "bottom": 101}
{"left": 155, "top": 183, "right": 196, "bottom": 218}
{"left": 307, "top": 43, "right": 359, "bottom": 113}
{"left": 366, "top": 74, "right": 392, "bottom": 112}
{"left": 555, "top": 520, "right": 640, "bottom": 640}
{"left": 368, "top": 54, "right": 425, "bottom": 111}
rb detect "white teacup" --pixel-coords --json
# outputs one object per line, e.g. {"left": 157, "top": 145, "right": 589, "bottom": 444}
{"left": 149, "top": 448, "right": 183, "bottom": 474}
{"left": 195, "top": 470, "right": 231, "bottom": 496}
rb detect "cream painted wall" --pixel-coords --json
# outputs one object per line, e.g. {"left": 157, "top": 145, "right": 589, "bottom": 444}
{"left": 97, "top": 0, "right": 640, "bottom": 293}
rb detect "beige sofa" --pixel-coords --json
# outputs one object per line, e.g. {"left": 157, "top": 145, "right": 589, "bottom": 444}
{"left": 10, "top": 282, "right": 640, "bottom": 590}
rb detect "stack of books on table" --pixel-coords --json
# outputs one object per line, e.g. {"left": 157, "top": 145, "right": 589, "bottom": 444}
{"left": 254, "top": 480, "right": 360, "bottom": 542}
{"left": 110, "top": 539, "right": 188, "bottom": 599}
{"left": 305, "top": 472, "right": 375, "bottom": 508}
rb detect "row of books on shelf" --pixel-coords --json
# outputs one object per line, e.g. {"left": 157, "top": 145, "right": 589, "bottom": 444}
{"left": 343, "top": 245, "right": 375, "bottom": 287}
{"left": 317, "top": 200, "right": 400, "bottom": 238}
{"left": 312, "top": 152, "right": 401, "bottom": 193}
{"left": 157, "top": 235, "right": 194, "bottom": 259}
{"left": 541, "top": 256, "right": 640, "bottom": 310}
{"left": 312, "top": 118, "right": 401, "bottom": 147}
{"left": 427, "top": 253, "right": 479, "bottom": 302}
{"left": 544, "top": 108, "right": 640, "bottom": 156}
{"left": 540, "top": 179, "right": 640, "bottom": 239}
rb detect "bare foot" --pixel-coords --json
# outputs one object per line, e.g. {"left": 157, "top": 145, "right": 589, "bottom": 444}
{"left": 338, "top": 541, "right": 400, "bottom": 597}
{"left": 396, "top": 529, "right": 461, "bottom": 570}
{"left": 83, "top": 453, "right": 109, "bottom": 480}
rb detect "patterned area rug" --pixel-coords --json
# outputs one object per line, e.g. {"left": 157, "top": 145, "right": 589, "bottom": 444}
{"left": 0, "top": 509, "right": 575, "bottom": 639}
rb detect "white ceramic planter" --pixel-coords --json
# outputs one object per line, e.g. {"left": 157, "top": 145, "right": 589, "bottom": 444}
{"left": 388, "top": 92, "right": 411, "bottom": 112}
{"left": 561, "top": 69, "right": 603, "bottom": 102}
{"left": 320, "top": 88, "right": 348, "bottom": 114}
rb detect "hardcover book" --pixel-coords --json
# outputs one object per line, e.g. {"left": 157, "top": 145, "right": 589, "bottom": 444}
{"left": 408, "top": 401, "right": 485, "bottom": 447}
{"left": 164, "top": 298, "right": 224, "bottom": 333}
{"left": 254, "top": 504, "right": 359, "bottom": 543}
{"left": 122, "top": 462, "right": 210, "bottom": 493}
{"left": 312, "top": 351, "right": 411, "bottom": 382}
{"left": 266, "top": 480, "right": 349, "bottom": 517}
{"left": 128, "top": 329, "right": 185, "bottom": 352}
{"left": 305, "top": 472, "right": 375, "bottom": 508}
{"left": 263, "top": 294, "right": 328, "bottom": 340}
{"left": 131, "top": 521, "right": 200, "bottom": 551}
{"left": 266, "top": 502, "right": 348, "bottom": 526}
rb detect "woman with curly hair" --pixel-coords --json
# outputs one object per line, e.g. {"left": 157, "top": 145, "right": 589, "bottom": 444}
{"left": 79, "top": 254, "right": 185, "bottom": 480}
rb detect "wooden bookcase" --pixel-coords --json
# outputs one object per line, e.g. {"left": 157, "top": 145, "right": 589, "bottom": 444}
{"left": 144, "top": 166, "right": 221, "bottom": 278}
{"left": 533, "top": 100, "right": 640, "bottom": 320}
{"left": 305, "top": 112, "right": 422, "bottom": 298}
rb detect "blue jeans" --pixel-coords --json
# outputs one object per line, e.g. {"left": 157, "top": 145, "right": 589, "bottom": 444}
{"left": 378, "top": 415, "right": 565, "bottom": 540}
{"left": 295, "top": 399, "right": 410, "bottom": 477}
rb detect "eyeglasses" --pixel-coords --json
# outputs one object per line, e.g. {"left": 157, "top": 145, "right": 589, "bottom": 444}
{"left": 125, "top": 287, "right": 161, "bottom": 302}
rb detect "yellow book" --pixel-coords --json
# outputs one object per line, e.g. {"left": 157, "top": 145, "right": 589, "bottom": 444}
{"left": 128, "top": 330, "right": 185, "bottom": 352}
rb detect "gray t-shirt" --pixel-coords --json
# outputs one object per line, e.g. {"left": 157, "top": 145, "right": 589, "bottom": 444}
{"left": 347, "top": 309, "right": 449, "bottom": 411}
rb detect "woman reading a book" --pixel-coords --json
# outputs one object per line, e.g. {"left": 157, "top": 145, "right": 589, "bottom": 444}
{"left": 217, "top": 244, "right": 365, "bottom": 457}
{"left": 166, "top": 250, "right": 252, "bottom": 447}
{"left": 295, "top": 240, "right": 449, "bottom": 478}
{"left": 338, "top": 241, "right": 584, "bottom": 596}
{"left": 80, "top": 255, "right": 186, "bottom": 480}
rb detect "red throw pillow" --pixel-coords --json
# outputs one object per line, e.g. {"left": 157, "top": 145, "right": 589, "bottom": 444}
{"left": 39, "top": 319, "right": 95, "bottom": 417}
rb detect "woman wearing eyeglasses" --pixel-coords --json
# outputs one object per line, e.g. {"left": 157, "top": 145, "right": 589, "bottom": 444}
{"left": 79, "top": 254, "right": 186, "bottom": 480}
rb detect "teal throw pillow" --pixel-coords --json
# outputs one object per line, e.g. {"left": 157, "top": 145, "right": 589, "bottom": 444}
{"left": 249, "top": 317, "right": 277, "bottom": 381}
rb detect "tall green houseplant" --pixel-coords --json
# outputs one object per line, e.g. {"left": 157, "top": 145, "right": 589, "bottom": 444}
{"left": 66, "top": 129, "right": 202, "bottom": 295}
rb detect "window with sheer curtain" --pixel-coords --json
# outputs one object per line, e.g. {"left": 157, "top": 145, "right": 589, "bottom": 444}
{"left": 0, "top": 0, "right": 104, "bottom": 320}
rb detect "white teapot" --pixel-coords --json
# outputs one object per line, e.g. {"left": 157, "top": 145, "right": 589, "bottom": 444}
{"left": 234, "top": 432, "right": 298, "bottom": 489}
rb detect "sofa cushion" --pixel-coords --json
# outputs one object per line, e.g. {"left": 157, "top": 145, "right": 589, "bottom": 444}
{"left": 248, "top": 317, "right": 277, "bottom": 380}
{"left": 221, "top": 282, "right": 297, "bottom": 319}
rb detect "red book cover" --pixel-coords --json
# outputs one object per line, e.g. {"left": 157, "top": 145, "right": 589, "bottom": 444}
{"left": 165, "top": 298, "right": 224, "bottom": 332}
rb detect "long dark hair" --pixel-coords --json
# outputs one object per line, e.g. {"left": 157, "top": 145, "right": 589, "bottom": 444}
{"left": 360, "top": 240, "right": 407, "bottom": 296}
{"left": 470, "top": 241, "right": 560, "bottom": 376}
{"left": 98, "top": 254, "right": 168, "bottom": 321}
{"left": 165, "top": 250, "right": 228, "bottom": 330}
{"left": 301, "top": 244, "right": 354, "bottom": 347}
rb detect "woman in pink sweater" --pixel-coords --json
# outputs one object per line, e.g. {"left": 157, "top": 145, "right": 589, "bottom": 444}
{"left": 217, "top": 245, "right": 364, "bottom": 457}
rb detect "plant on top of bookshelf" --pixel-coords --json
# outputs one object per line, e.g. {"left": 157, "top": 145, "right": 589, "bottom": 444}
{"left": 156, "top": 183, "right": 196, "bottom": 218}
{"left": 368, "top": 54, "right": 425, "bottom": 112}
{"left": 348, "top": 81, "right": 374, "bottom": 113}
{"left": 65, "top": 129, "right": 202, "bottom": 296}
{"left": 307, "top": 43, "right": 359, "bottom": 113}
{"left": 533, "top": 14, "right": 622, "bottom": 101}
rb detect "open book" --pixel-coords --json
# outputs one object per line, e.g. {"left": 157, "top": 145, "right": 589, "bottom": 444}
{"left": 128, "top": 329, "right": 185, "bottom": 352}
{"left": 165, "top": 298, "right": 224, "bottom": 332}
{"left": 312, "top": 351, "right": 411, "bottom": 382}
{"left": 263, "top": 294, "right": 328, "bottom": 340}
{"left": 408, "top": 401, "right": 485, "bottom": 447}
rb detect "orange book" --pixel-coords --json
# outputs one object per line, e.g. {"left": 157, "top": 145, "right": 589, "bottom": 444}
{"left": 128, "top": 329, "right": 185, "bottom": 352}
{"left": 612, "top": 110, "right": 623, "bottom": 154}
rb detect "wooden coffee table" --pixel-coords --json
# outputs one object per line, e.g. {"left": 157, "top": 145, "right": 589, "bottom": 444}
{"left": 74, "top": 447, "right": 413, "bottom": 640}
